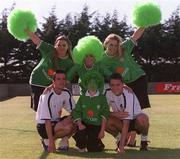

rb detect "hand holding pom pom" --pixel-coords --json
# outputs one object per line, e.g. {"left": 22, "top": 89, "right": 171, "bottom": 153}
{"left": 7, "top": 9, "right": 37, "bottom": 41}
{"left": 132, "top": 1, "right": 162, "bottom": 27}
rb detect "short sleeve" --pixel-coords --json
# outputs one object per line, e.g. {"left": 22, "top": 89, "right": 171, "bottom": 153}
{"left": 100, "top": 95, "right": 110, "bottom": 120}
{"left": 72, "top": 96, "right": 82, "bottom": 122}
{"left": 63, "top": 90, "right": 75, "bottom": 113}
{"left": 124, "top": 92, "right": 142, "bottom": 120}
{"left": 37, "top": 94, "right": 51, "bottom": 120}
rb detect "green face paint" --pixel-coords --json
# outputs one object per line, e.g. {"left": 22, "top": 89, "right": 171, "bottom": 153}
{"left": 87, "top": 79, "right": 98, "bottom": 91}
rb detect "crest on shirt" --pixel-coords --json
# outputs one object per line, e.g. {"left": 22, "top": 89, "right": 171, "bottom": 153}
{"left": 87, "top": 109, "right": 94, "bottom": 117}
{"left": 97, "top": 105, "right": 100, "bottom": 109}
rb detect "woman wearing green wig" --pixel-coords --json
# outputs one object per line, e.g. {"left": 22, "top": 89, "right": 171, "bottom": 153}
{"left": 67, "top": 35, "right": 111, "bottom": 94}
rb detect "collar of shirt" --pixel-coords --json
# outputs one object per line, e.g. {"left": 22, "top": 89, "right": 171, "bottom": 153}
{"left": 84, "top": 64, "right": 94, "bottom": 70}
{"left": 85, "top": 90, "right": 100, "bottom": 97}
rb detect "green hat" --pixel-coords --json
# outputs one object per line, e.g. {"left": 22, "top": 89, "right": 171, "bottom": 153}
{"left": 81, "top": 71, "right": 104, "bottom": 93}
{"left": 73, "top": 35, "right": 104, "bottom": 65}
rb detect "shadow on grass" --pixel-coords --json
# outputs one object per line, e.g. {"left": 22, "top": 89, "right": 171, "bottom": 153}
{"left": 0, "top": 97, "right": 14, "bottom": 102}
{"left": 0, "top": 127, "right": 36, "bottom": 133}
{"left": 48, "top": 147, "right": 180, "bottom": 159}
{"left": 38, "top": 151, "right": 49, "bottom": 159}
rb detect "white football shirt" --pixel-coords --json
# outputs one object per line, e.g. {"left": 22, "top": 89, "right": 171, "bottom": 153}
{"left": 105, "top": 88, "right": 142, "bottom": 120}
{"left": 36, "top": 88, "right": 75, "bottom": 124}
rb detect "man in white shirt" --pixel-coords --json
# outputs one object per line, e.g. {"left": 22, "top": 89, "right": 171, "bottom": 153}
{"left": 36, "top": 70, "right": 75, "bottom": 153}
{"left": 105, "top": 73, "right": 149, "bottom": 154}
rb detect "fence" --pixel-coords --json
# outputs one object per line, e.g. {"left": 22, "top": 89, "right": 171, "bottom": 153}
{"left": 0, "top": 82, "right": 180, "bottom": 100}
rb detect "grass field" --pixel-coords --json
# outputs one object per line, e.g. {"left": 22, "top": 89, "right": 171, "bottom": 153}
{"left": 0, "top": 95, "right": 180, "bottom": 159}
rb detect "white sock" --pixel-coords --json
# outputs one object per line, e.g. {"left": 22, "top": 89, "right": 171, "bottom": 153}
{"left": 59, "top": 136, "right": 69, "bottom": 147}
{"left": 141, "top": 135, "right": 148, "bottom": 141}
{"left": 44, "top": 139, "right": 49, "bottom": 145}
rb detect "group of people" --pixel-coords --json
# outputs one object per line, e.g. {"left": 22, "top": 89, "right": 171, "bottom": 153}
{"left": 27, "top": 27, "right": 151, "bottom": 154}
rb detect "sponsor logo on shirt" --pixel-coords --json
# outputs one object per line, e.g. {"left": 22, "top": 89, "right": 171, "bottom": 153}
{"left": 89, "top": 118, "right": 98, "bottom": 122}
{"left": 116, "top": 67, "right": 124, "bottom": 74}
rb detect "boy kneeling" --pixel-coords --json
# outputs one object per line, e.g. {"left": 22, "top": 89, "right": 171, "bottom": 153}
{"left": 73, "top": 71, "right": 110, "bottom": 152}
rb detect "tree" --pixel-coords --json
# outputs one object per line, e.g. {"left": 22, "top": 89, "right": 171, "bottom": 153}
{"left": 41, "top": 6, "right": 60, "bottom": 44}
{"left": 69, "top": 5, "right": 94, "bottom": 47}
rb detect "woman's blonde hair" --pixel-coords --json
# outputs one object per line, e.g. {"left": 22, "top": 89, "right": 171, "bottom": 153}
{"left": 53, "top": 35, "right": 72, "bottom": 70}
{"left": 103, "top": 34, "right": 124, "bottom": 58}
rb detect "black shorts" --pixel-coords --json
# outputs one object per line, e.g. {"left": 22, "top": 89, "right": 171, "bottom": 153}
{"left": 128, "top": 119, "right": 139, "bottom": 134}
{"left": 127, "top": 75, "right": 151, "bottom": 109}
{"left": 73, "top": 122, "right": 103, "bottom": 152}
{"left": 36, "top": 121, "right": 58, "bottom": 139}
{"left": 30, "top": 85, "right": 46, "bottom": 111}
{"left": 36, "top": 116, "right": 68, "bottom": 139}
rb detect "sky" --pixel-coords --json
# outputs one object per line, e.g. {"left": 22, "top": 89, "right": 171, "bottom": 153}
{"left": 0, "top": 0, "right": 180, "bottom": 27}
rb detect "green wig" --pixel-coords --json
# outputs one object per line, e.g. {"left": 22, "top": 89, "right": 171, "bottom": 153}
{"left": 73, "top": 35, "right": 104, "bottom": 65}
{"left": 132, "top": 1, "right": 162, "bottom": 27}
{"left": 7, "top": 9, "right": 37, "bottom": 41}
{"left": 81, "top": 71, "right": 104, "bottom": 93}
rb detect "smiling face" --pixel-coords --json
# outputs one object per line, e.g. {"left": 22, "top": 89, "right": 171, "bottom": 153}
{"left": 106, "top": 39, "right": 119, "bottom": 56}
{"left": 109, "top": 79, "right": 124, "bottom": 96}
{"left": 84, "top": 55, "right": 95, "bottom": 68}
{"left": 53, "top": 73, "right": 66, "bottom": 93}
{"left": 104, "top": 34, "right": 123, "bottom": 57}
{"left": 55, "top": 39, "right": 69, "bottom": 57}
{"left": 54, "top": 36, "right": 72, "bottom": 58}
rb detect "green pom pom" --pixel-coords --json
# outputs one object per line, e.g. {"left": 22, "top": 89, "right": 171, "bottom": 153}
{"left": 81, "top": 71, "right": 104, "bottom": 93}
{"left": 73, "top": 35, "right": 104, "bottom": 65}
{"left": 7, "top": 9, "right": 37, "bottom": 41}
{"left": 132, "top": 1, "right": 162, "bottom": 27}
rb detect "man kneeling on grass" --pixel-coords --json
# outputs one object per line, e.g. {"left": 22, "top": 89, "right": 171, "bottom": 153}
{"left": 105, "top": 73, "right": 149, "bottom": 154}
{"left": 35, "top": 70, "right": 75, "bottom": 153}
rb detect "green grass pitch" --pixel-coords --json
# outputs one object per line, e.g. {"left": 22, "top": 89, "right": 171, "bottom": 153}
{"left": 0, "top": 95, "right": 180, "bottom": 159}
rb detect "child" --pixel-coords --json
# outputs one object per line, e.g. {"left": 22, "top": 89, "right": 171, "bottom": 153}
{"left": 72, "top": 71, "right": 110, "bottom": 152}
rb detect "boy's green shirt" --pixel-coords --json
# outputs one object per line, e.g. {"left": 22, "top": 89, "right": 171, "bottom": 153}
{"left": 73, "top": 93, "right": 110, "bottom": 126}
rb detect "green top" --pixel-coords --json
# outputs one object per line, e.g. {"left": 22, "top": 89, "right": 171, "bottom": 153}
{"left": 121, "top": 38, "right": 145, "bottom": 83}
{"left": 29, "top": 41, "right": 73, "bottom": 87}
{"left": 102, "top": 38, "right": 145, "bottom": 83}
{"left": 73, "top": 92, "right": 110, "bottom": 125}
{"left": 67, "top": 62, "right": 111, "bottom": 82}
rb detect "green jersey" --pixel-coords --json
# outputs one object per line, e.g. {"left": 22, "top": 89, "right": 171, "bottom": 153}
{"left": 73, "top": 91, "right": 110, "bottom": 126}
{"left": 101, "top": 52, "right": 124, "bottom": 74}
{"left": 102, "top": 38, "right": 145, "bottom": 83}
{"left": 121, "top": 39, "right": 145, "bottom": 83}
{"left": 29, "top": 41, "right": 73, "bottom": 87}
{"left": 67, "top": 62, "right": 111, "bottom": 82}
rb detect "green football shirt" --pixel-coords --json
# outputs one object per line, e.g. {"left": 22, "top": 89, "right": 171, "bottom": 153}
{"left": 30, "top": 41, "right": 73, "bottom": 87}
{"left": 73, "top": 92, "right": 110, "bottom": 125}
